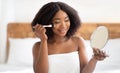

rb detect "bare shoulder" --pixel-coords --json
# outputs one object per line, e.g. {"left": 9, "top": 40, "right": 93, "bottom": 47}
{"left": 71, "top": 35, "right": 85, "bottom": 44}
{"left": 32, "top": 41, "right": 41, "bottom": 55}
{"left": 71, "top": 36, "right": 86, "bottom": 50}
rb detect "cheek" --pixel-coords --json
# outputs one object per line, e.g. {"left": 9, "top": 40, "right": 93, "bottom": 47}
{"left": 53, "top": 22, "right": 71, "bottom": 29}
{"left": 67, "top": 22, "right": 71, "bottom": 28}
{"left": 52, "top": 26, "right": 58, "bottom": 32}
{"left": 53, "top": 25, "right": 59, "bottom": 29}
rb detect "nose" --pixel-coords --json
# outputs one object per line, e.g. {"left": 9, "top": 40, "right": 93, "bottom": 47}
{"left": 60, "top": 21, "right": 66, "bottom": 28}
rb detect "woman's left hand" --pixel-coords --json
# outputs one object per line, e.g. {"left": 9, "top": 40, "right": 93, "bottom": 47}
{"left": 93, "top": 48, "right": 109, "bottom": 61}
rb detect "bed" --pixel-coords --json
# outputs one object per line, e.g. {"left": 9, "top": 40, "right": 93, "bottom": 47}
{"left": 0, "top": 22, "right": 120, "bottom": 73}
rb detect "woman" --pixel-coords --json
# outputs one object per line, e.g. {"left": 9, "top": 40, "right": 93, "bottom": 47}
{"left": 31, "top": 2, "right": 108, "bottom": 73}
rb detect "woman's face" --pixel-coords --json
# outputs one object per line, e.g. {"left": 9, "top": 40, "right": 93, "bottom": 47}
{"left": 52, "top": 10, "right": 70, "bottom": 37}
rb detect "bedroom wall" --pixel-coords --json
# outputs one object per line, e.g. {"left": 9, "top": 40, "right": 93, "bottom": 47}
{"left": 0, "top": 0, "right": 120, "bottom": 63}
{"left": 5, "top": 0, "right": 120, "bottom": 22}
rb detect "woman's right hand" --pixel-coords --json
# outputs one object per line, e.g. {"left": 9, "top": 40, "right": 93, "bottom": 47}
{"left": 34, "top": 24, "right": 48, "bottom": 41}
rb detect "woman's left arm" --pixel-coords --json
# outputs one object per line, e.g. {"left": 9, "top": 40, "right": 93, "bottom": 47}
{"left": 77, "top": 37, "right": 108, "bottom": 73}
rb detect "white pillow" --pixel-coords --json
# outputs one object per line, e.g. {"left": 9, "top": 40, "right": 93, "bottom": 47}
{"left": 7, "top": 38, "right": 40, "bottom": 66}
{"left": 84, "top": 40, "right": 93, "bottom": 60}
{"left": 103, "top": 38, "right": 120, "bottom": 64}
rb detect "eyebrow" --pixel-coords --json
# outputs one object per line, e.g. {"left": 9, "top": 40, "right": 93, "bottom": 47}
{"left": 53, "top": 16, "right": 69, "bottom": 20}
{"left": 65, "top": 16, "right": 69, "bottom": 19}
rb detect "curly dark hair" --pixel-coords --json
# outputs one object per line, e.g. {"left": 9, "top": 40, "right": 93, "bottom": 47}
{"left": 31, "top": 1, "right": 81, "bottom": 39}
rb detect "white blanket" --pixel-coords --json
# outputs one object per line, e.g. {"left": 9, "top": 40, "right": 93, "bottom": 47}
{"left": 0, "top": 64, "right": 33, "bottom": 73}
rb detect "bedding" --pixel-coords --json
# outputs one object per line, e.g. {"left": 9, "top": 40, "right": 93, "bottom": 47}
{"left": 0, "top": 38, "right": 120, "bottom": 73}
{"left": 7, "top": 38, "right": 40, "bottom": 66}
{"left": 0, "top": 38, "right": 39, "bottom": 73}
{"left": 0, "top": 64, "right": 33, "bottom": 73}
{"left": 94, "top": 38, "right": 120, "bottom": 73}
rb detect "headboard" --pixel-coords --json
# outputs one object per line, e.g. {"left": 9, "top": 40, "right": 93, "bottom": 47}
{"left": 7, "top": 22, "right": 120, "bottom": 39}
{"left": 7, "top": 23, "right": 35, "bottom": 38}
{"left": 6, "top": 22, "right": 120, "bottom": 62}
{"left": 76, "top": 23, "right": 120, "bottom": 39}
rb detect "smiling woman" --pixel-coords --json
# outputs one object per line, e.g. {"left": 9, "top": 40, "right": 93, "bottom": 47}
{"left": 31, "top": 1, "right": 108, "bottom": 73}
{"left": 0, "top": 0, "right": 120, "bottom": 73}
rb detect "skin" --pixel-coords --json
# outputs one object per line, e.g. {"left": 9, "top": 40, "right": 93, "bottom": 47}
{"left": 33, "top": 10, "right": 108, "bottom": 73}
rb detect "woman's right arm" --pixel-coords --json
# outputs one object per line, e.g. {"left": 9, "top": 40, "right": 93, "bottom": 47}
{"left": 33, "top": 41, "right": 49, "bottom": 73}
{"left": 32, "top": 24, "right": 49, "bottom": 73}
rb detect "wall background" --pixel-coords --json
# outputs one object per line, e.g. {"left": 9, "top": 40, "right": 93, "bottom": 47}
{"left": 0, "top": 0, "right": 120, "bottom": 63}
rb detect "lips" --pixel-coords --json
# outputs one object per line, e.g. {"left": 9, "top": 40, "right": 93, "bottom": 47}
{"left": 58, "top": 29, "right": 67, "bottom": 34}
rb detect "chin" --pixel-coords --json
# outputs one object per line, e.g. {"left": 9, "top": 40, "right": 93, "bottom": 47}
{"left": 57, "top": 33, "right": 66, "bottom": 37}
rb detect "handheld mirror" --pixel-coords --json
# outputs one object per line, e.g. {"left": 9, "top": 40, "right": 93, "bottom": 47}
{"left": 90, "top": 26, "right": 109, "bottom": 49}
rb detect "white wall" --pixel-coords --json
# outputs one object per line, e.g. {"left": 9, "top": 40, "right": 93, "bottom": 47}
{"left": 78, "top": 0, "right": 120, "bottom": 22}
{"left": 0, "top": 0, "right": 120, "bottom": 63}
{"left": 13, "top": 0, "right": 120, "bottom": 22}
{"left": 0, "top": 0, "right": 15, "bottom": 63}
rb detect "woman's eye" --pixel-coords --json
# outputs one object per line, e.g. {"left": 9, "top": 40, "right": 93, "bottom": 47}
{"left": 54, "top": 22, "right": 60, "bottom": 24}
{"left": 65, "top": 17, "right": 70, "bottom": 22}
{"left": 53, "top": 20, "right": 61, "bottom": 24}
{"left": 65, "top": 19, "right": 69, "bottom": 22}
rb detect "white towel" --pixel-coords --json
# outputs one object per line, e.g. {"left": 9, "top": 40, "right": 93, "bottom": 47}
{"left": 48, "top": 51, "right": 80, "bottom": 73}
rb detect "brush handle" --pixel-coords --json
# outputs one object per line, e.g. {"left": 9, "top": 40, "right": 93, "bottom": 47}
{"left": 43, "top": 25, "right": 52, "bottom": 27}
{"left": 33, "top": 24, "right": 52, "bottom": 28}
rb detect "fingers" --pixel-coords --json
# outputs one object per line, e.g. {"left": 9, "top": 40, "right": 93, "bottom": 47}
{"left": 33, "top": 24, "right": 48, "bottom": 40}
{"left": 34, "top": 24, "right": 41, "bottom": 31}
{"left": 33, "top": 24, "right": 45, "bottom": 33}
{"left": 93, "top": 48, "right": 109, "bottom": 61}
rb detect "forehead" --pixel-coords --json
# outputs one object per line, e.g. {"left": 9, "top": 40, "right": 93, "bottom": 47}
{"left": 53, "top": 10, "right": 68, "bottom": 19}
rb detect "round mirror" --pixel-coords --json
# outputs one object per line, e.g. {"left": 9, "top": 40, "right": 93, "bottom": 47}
{"left": 90, "top": 26, "right": 109, "bottom": 49}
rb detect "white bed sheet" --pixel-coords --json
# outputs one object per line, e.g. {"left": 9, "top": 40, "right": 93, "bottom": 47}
{"left": 0, "top": 64, "right": 33, "bottom": 73}
{"left": 0, "top": 63, "right": 120, "bottom": 73}
{"left": 94, "top": 63, "right": 120, "bottom": 73}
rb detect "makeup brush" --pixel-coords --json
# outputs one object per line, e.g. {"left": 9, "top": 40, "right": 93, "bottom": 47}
{"left": 33, "top": 24, "right": 52, "bottom": 29}
{"left": 43, "top": 24, "right": 52, "bottom": 27}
